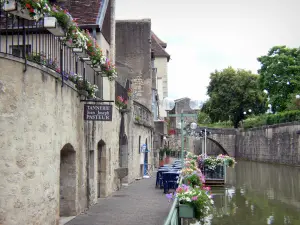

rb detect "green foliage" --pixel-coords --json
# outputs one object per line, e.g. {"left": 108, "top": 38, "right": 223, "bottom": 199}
{"left": 198, "top": 121, "right": 233, "bottom": 128}
{"left": 258, "top": 46, "right": 300, "bottom": 113}
{"left": 165, "top": 148, "right": 171, "bottom": 156}
{"left": 159, "top": 148, "right": 165, "bottom": 160}
{"left": 183, "top": 174, "right": 203, "bottom": 188}
{"left": 243, "top": 110, "right": 300, "bottom": 128}
{"left": 197, "top": 112, "right": 211, "bottom": 124}
{"left": 50, "top": 7, "right": 72, "bottom": 31}
{"left": 203, "top": 67, "right": 267, "bottom": 128}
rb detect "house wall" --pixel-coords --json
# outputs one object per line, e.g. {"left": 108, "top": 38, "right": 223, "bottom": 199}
{"left": 154, "top": 57, "right": 168, "bottom": 118}
{"left": 0, "top": 55, "right": 122, "bottom": 225}
{"left": 97, "top": 33, "right": 111, "bottom": 100}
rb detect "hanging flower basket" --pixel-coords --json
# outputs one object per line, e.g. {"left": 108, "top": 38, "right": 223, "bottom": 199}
{"left": 3, "top": 0, "right": 49, "bottom": 21}
{"left": 44, "top": 17, "right": 65, "bottom": 37}
{"left": 179, "top": 203, "right": 195, "bottom": 218}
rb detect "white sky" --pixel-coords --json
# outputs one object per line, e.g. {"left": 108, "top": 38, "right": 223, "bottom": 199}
{"left": 116, "top": 0, "right": 300, "bottom": 101}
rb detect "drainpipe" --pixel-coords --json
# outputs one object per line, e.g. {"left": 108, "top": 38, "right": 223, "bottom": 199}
{"left": 110, "top": 0, "right": 116, "bottom": 101}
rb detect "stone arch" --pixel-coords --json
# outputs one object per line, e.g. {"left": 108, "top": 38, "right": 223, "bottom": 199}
{"left": 60, "top": 143, "right": 76, "bottom": 216}
{"left": 207, "top": 137, "right": 229, "bottom": 156}
{"left": 97, "top": 140, "right": 107, "bottom": 198}
{"left": 120, "top": 134, "right": 128, "bottom": 168}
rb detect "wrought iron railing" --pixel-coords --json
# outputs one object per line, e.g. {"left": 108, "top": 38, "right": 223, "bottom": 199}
{"left": 115, "top": 80, "right": 129, "bottom": 103}
{"left": 0, "top": 10, "right": 103, "bottom": 98}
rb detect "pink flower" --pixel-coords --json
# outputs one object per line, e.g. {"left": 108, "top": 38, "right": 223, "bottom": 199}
{"left": 192, "top": 196, "right": 198, "bottom": 201}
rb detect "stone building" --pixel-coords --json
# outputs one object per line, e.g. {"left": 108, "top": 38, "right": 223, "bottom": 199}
{"left": 168, "top": 97, "right": 197, "bottom": 154}
{"left": 0, "top": 0, "right": 154, "bottom": 224}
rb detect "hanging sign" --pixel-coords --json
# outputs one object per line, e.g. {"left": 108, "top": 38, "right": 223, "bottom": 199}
{"left": 141, "top": 144, "right": 151, "bottom": 153}
{"left": 84, "top": 104, "right": 112, "bottom": 121}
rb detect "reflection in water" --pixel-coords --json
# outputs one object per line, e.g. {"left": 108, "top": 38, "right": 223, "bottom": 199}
{"left": 185, "top": 160, "right": 300, "bottom": 225}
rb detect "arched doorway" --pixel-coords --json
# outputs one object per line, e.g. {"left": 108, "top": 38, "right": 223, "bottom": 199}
{"left": 98, "top": 140, "right": 106, "bottom": 198}
{"left": 60, "top": 143, "right": 76, "bottom": 216}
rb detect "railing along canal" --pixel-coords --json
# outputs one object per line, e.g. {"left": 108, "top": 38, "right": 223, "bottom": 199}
{"left": 163, "top": 177, "right": 182, "bottom": 225}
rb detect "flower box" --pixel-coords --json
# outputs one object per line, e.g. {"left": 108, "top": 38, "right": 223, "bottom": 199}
{"left": 3, "top": 1, "right": 41, "bottom": 21}
{"left": 179, "top": 203, "right": 195, "bottom": 218}
{"left": 44, "top": 17, "right": 65, "bottom": 37}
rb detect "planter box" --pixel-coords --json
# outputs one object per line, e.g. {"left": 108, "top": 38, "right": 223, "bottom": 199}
{"left": 3, "top": 1, "right": 42, "bottom": 21}
{"left": 179, "top": 204, "right": 195, "bottom": 218}
{"left": 78, "top": 90, "right": 88, "bottom": 97}
{"left": 44, "top": 17, "right": 65, "bottom": 37}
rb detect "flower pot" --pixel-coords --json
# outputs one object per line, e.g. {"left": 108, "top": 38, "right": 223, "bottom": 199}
{"left": 44, "top": 17, "right": 65, "bottom": 37}
{"left": 179, "top": 204, "right": 195, "bottom": 218}
{"left": 78, "top": 90, "right": 88, "bottom": 97}
{"left": 3, "top": 1, "right": 42, "bottom": 21}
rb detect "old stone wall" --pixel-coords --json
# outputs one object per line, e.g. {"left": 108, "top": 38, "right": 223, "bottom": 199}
{"left": 236, "top": 122, "right": 300, "bottom": 165}
{"left": 115, "top": 19, "right": 152, "bottom": 110}
{"left": 0, "top": 56, "right": 122, "bottom": 225}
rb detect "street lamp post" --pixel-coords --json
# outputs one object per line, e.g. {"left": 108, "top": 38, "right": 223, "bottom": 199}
{"left": 162, "top": 98, "right": 202, "bottom": 165}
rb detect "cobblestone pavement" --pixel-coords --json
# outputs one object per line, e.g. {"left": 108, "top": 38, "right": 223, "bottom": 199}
{"left": 66, "top": 176, "right": 171, "bottom": 225}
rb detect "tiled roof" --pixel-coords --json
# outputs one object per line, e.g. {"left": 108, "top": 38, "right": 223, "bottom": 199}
{"left": 56, "top": 0, "right": 104, "bottom": 26}
{"left": 151, "top": 31, "right": 170, "bottom": 61}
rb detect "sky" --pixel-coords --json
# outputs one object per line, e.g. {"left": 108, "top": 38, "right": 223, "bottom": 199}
{"left": 116, "top": 0, "right": 300, "bottom": 102}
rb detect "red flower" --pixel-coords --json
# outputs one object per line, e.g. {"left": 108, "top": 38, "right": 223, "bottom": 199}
{"left": 25, "top": 3, "right": 31, "bottom": 9}
{"left": 29, "top": 8, "right": 34, "bottom": 13}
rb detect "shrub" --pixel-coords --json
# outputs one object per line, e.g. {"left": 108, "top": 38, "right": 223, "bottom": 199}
{"left": 243, "top": 110, "right": 300, "bottom": 129}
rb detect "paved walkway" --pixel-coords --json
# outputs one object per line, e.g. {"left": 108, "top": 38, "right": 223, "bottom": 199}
{"left": 66, "top": 176, "right": 171, "bottom": 225}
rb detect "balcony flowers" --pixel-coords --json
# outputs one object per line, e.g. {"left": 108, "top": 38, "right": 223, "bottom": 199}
{"left": 68, "top": 73, "right": 98, "bottom": 99}
{"left": 116, "top": 96, "right": 128, "bottom": 109}
{"left": 7, "top": 0, "right": 51, "bottom": 21}
{"left": 50, "top": 5, "right": 73, "bottom": 32}
{"left": 100, "top": 58, "right": 118, "bottom": 81}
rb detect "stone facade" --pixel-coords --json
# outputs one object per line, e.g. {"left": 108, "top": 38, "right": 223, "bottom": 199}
{"left": 0, "top": 56, "right": 123, "bottom": 225}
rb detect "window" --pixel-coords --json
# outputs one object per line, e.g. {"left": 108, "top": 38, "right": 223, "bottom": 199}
{"left": 138, "top": 136, "right": 141, "bottom": 154}
{"left": 106, "top": 50, "right": 109, "bottom": 59}
{"left": 10, "top": 45, "right": 31, "bottom": 58}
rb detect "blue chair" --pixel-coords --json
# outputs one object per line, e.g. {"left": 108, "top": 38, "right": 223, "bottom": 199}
{"left": 162, "top": 172, "right": 180, "bottom": 193}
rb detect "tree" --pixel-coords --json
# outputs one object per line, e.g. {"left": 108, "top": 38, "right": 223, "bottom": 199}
{"left": 202, "top": 67, "right": 267, "bottom": 128}
{"left": 258, "top": 46, "right": 300, "bottom": 112}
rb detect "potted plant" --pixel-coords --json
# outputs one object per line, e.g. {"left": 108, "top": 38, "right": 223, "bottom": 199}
{"left": 159, "top": 148, "right": 165, "bottom": 167}
{"left": 164, "top": 147, "right": 171, "bottom": 164}
{"left": 3, "top": 0, "right": 50, "bottom": 21}
{"left": 176, "top": 184, "right": 213, "bottom": 219}
{"left": 44, "top": 5, "right": 71, "bottom": 37}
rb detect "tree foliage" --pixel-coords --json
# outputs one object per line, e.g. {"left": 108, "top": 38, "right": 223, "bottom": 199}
{"left": 202, "top": 67, "right": 267, "bottom": 128}
{"left": 258, "top": 46, "right": 300, "bottom": 112}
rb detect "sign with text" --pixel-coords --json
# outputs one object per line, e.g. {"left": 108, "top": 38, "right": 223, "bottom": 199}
{"left": 84, "top": 104, "right": 112, "bottom": 121}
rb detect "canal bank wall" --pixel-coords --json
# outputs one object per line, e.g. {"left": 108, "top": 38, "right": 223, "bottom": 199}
{"left": 199, "top": 122, "right": 300, "bottom": 166}
{"left": 235, "top": 121, "right": 300, "bottom": 166}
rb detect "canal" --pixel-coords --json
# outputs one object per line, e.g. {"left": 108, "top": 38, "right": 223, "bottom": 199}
{"left": 185, "top": 160, "right": 300, "bottom": 225}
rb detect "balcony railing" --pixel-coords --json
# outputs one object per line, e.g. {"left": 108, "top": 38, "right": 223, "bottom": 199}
{"left": 0, "top": 10, "right": 104, "bottom": 98}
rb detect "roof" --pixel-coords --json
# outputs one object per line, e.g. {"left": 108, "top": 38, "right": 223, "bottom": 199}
{"left": 56, "top": 0, "right": 108, "bottom": 27}
{"left": 152, "top": 32, "right": 167, "bottom": 48}
{"left": 151, "top": 31, "right": 170, "bottom": 61}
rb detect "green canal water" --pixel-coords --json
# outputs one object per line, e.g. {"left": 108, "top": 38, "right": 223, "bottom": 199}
{"left": 186, "top": 160, "right": 300, "bottom": 225}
